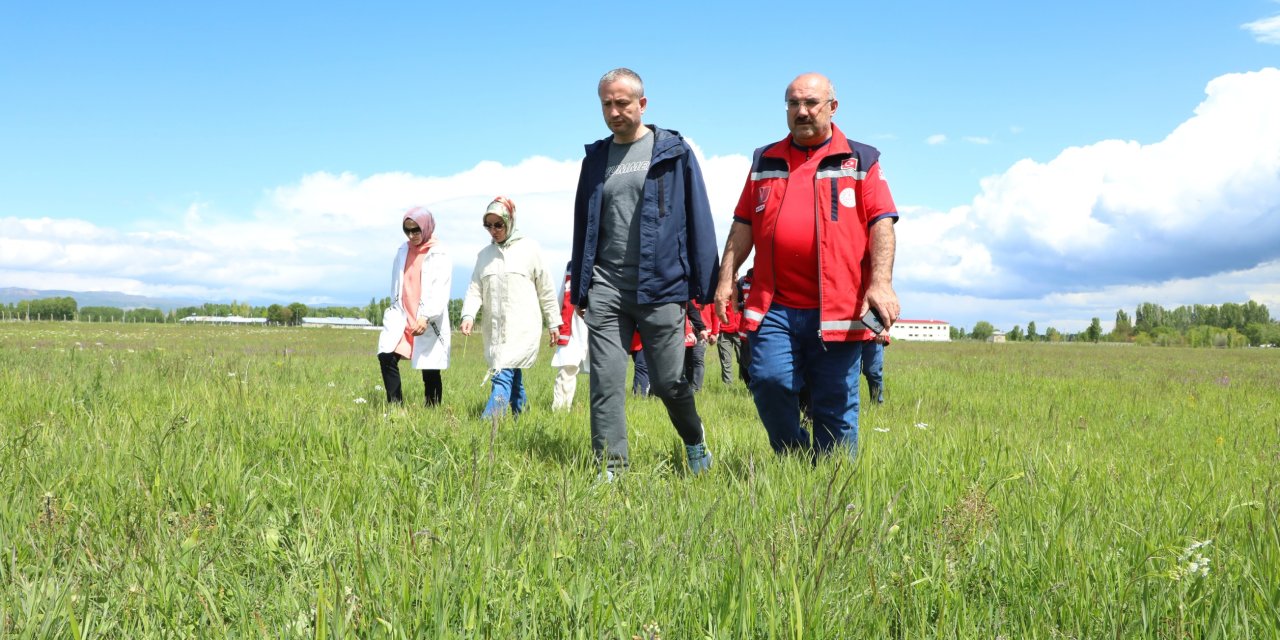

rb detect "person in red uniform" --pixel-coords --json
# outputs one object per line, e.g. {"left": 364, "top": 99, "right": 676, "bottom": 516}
{"left": 715, "top": 272, "right": 744, "bottom": 385}
{"left": 714, "top": 72, "right": 901, "bottom": 460}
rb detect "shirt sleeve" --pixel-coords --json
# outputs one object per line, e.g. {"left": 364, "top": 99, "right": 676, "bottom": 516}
{"left": 861, "top": 161, "right": 898, "bottom": 226}
{"left": 732, "top": 171, "right": 755, "bottom": 226}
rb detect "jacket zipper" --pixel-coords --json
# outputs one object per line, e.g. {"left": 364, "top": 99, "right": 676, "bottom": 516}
{"left": 811, "top": 148, "right": 827, "bottom": 349}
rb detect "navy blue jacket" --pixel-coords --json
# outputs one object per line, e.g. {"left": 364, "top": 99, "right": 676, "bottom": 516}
{"left": 570, "top": 125, "right": 720, "bottom": 307}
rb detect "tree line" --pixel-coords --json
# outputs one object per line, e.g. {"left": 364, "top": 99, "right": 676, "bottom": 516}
{"left": 953, "top": 300, "right": 1278, "bottom": 347}
{"left": 0, "top": 298, "right": 316, "bottom": 325}
{"left": 2, "top": 296, "right": 481, "bottom": 328}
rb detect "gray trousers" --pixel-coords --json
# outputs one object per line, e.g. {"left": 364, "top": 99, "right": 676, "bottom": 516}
{"left": 585, "top": 280, "right": 704, "bottom": 470}
{"left": 717, "top": 333, "right": 741, "bottom": 384}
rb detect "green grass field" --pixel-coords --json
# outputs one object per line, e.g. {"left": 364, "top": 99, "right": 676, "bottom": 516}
{"left": 1, "top": 322, "right": 1277, "bottom": 638}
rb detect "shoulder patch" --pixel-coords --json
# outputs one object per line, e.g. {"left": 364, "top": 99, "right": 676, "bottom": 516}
{"left": 756, "top": 186, "right": 771, "bottom": 212}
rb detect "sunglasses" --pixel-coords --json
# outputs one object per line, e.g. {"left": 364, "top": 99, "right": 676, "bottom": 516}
{"left": 403, "top": 226, "right": 422, "bottom": 235}
{"left": 483, "top": 221, "right": 507, "bottom": 231}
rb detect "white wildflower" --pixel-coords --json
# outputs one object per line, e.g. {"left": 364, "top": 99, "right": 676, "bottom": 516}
{"left": 354, "top": 397, "right": 367, "bottom": 404}
{"left": 1176, "top": 539, "right": 1213, "bottom": 579}
{"left": 327, "top": 382, "right": 336, "bottom": 388}
{"left": 874, "top": 428, "right": 890, "bottom": 433}
{"left": 374, "top": 385, "right": 383, "bottom": 391}
{"left": 227, "top": 372, "right": 236, "bottom": 377}
{"left": 914, "top": 422, "right": 929, "bottom": 430}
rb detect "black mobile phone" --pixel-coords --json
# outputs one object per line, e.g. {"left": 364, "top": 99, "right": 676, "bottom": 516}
{"left": 861, "top": 307, "right": 886, "bottom": 335}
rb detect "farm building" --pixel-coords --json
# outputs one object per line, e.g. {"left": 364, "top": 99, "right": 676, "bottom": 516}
{"left": 301, "top": 317, "right": 375, "bottom": 329}
{"left": 179, "top": 315, "right": 266, "bottom": 325}
{"left": 889, "top": 319, "right": 950, "bottom": 341}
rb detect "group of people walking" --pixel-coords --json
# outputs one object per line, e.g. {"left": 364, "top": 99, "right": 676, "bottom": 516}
{"left": 375, "top": 68, "right": 901, "bottom": 478}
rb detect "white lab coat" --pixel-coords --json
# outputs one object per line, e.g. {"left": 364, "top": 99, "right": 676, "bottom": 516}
{"left": 377, "top": 242, "right": 451, "bottom": 369}
{"left": 550, "top": 279, "right": 589, "bottom": 372}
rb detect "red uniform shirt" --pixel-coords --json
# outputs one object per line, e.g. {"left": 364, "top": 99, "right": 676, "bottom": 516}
{"left": 770, "top": 143, "right": 828, "bottom": 308}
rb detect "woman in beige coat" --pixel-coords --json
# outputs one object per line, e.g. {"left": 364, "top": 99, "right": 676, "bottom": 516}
{"left": 459, "top": 196, "right": 560, "bottom": 418}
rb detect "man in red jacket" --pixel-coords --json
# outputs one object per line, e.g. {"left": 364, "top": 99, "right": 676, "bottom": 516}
{"left": 714, "top": 72, "right": 901, "bottom": 460}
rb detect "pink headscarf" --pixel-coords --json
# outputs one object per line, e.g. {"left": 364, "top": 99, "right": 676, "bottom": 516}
{"left": 404, "top": 207, "right": 436, "bottom": 247}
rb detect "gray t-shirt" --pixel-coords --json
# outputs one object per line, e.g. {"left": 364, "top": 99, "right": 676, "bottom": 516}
{"left": 594, "top": 130, "right": 653, "bottom": 292}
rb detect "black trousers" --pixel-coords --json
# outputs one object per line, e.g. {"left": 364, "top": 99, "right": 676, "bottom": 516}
{"left": 378, "top": 352, "right": 442, "bottom": 406}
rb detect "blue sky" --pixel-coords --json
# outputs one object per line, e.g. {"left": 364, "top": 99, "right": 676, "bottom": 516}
{"left": 2, "top": 1, "right": 1279, "bottom": 332}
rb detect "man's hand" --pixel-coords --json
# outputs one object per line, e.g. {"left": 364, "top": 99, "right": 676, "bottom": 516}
{"left": 460, "top": 318, "right": 474, "bottom": 336}
{"left": 861, "top": 217, "right": 899, "bottom": 329}
{"left": 860, "top": 282, "right": 900, "bottom": 330}
{"left": 412, "top": 318, "right": 428, "bottom": 336}
{"left": 548, "top": 327, "right": 559, "bottom": 348}
{"left": 715, "top": 222, "right": 753, "bottom": 323}
{"left": 714, "top": 279, "right": 735, "bottom": 324}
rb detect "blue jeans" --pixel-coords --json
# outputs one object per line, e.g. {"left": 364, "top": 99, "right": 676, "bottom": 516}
{"left": 861, "top": 341, "right": 884, "bottom": 402}
{"left": 748, "top": 304, "right": 861, "bottom": 459}
{"left": 631, "top": 349, "right": 650, "bottom": 396}
{"left": 483, "top": 368, "right": 527, "bottom": 418}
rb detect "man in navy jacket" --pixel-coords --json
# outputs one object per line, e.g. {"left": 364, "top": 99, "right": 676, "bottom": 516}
{"left": 570, "top": 67, "right": 719, "bottom": 478}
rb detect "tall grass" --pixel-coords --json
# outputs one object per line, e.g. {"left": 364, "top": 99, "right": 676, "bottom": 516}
{"left": 1, "top": 323, "right": 1277, "bottom": 637}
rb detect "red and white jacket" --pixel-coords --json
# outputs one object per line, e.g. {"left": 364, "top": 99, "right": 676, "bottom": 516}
{"left": 732, "top": 124, "right": 898, "bottom": 342}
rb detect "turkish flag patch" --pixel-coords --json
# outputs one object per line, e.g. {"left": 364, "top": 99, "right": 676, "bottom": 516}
{"left": 841, "top": 158, "right": 858, "bottom": 171}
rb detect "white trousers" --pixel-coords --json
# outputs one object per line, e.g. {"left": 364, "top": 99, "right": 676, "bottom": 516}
{"left": 552, "top": 364, "right": 580, "bottom": 411}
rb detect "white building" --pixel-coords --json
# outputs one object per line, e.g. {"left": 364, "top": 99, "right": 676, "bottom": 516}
{"left": 179, "top": 315, "right": 266, "bottom": 325}
{"left": 889, "top": 319, "right": 950, "bottom": 342}
{"left": 301, "top": 317, "right": 375, "bottom": 329}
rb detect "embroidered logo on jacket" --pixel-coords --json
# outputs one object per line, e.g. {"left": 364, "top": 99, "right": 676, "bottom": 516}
{"left": 839, "top": 187, "right": 857, "bottom": 208}
{"left": 755, "top": 186, "right": 771, "bottom": 213}
{"left": 841, "top": 158, "right": 858, "bottom": 171}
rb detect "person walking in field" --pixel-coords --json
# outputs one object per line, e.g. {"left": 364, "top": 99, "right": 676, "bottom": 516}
{"left": 715, "top": 72, "right": 901, "bottom": 460}
{"left": 376, "top": 207, "right": 451, "bottom": 406}
{"left": 861, "top": 334, "right": 889, "bottom": 404}
{"left": 460, "top": 196, "right": 561, "bottom": 419}
{"left": 630, "top": 332, "right": 650, "bottom": 397}
{"left": 715, "top": 275, "right": 743, "bottom": 385}
{"left": 551, "top": 263, "right": 589, "bottom": 411}
{"left": 683, "top": 301, "right": 715, "bottom": 392}
{"left": 569, "top": 67, "right": 719, "bottom": 478}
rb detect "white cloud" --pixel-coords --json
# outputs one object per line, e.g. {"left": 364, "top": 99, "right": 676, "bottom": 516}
{"left": 898, "top": 67, "right": 1280, "bottom": 305}
{"left": 1243, "top": 14, "right": 1280, "bottom": 44}
{"left": 5, "top": 69, "right": 1280, "bottom": 335}
{"left": 926, "top": 134, "right": 947, "bottom": 145}
{"left": 0, "top": 144, "right": 751, "bottom": 305}
{"left": 963, "top": 136, "right": 992, "bottom": 145}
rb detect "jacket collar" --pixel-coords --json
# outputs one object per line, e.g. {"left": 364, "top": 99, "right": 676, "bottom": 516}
{"left": 761, "top": 123, "right": 853, "bottom": 160}
{"left": 584, "top": 125, "right": 687, "bottom": 163}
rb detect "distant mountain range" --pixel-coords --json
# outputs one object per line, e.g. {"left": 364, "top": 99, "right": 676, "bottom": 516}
{"left": 0, "top": 287, "right": 201, "bottom": 312}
